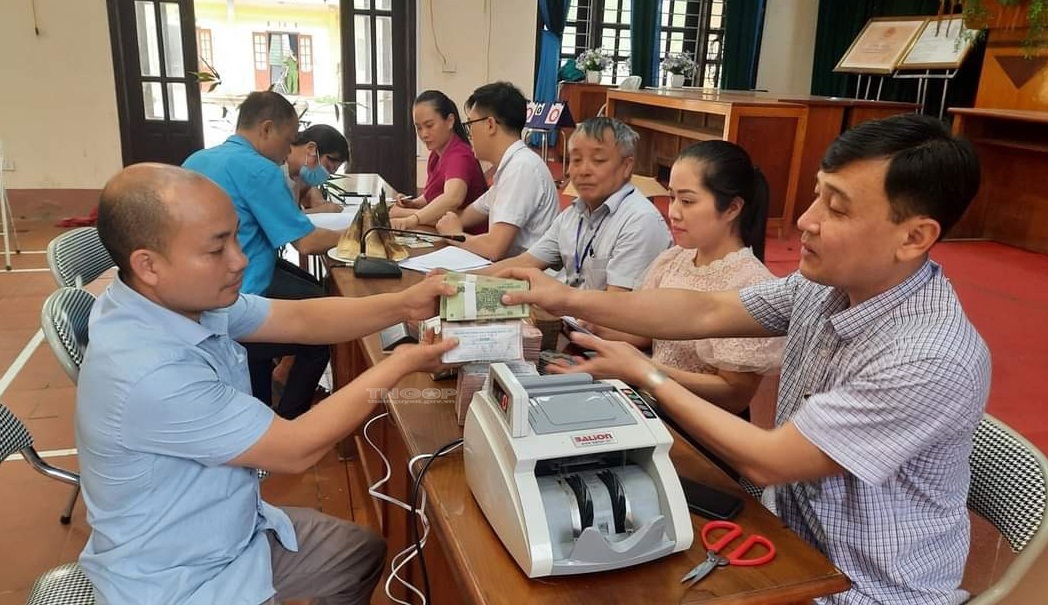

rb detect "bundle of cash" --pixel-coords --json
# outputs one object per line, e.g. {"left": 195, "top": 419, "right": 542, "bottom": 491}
{"left": 522, "top": 321, "right": 542, "bottom": 363}
{"left": 538, "top": 350, "right": 580, "bottom": 375}
{"left": 440, "top": 320, "right": 523, "bottom": 364}
{"left": 455, "top": 360, "right": 539, "bottom": 425}
{"left": 440, "top": 272, "right": 530, "bottom": 322}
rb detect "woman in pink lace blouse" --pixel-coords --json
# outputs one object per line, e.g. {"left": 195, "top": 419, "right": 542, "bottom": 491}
{"left": 589, "top": 140, "right": 784, "bottom": 417}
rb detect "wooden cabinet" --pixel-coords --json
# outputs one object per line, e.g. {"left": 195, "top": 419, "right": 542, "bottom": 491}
{"left": 607, "top": 89, "right": 807, "bottom": 237}
{"left": 605, "top": 89, "right": 919, "bottom": 234}
{"left": 558, "top": 81, "right": 613, "bottom": 122}
{"left": 949, "top": 108, "right": 1048, "bottom": 254}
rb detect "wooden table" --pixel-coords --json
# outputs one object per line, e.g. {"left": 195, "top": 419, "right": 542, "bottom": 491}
{"left": 328, "top": 173, "right": 400, "bottom": 200}
{"left": 326, "top": 263, "right": 850, "bottom": 604}
{"left": 948, "top": 108, "right": 1048, "bottom": 255}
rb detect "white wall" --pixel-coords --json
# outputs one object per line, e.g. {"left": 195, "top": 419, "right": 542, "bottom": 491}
{"left": 755, "top": 0, "right": 820, "bottom": 96}
{"left": 0, "top": 0, "right": 541, "bottom": 190}
{"left": 0, "top": 0, "right": 123, "bottom": 189}
{"left": 416, "top": 0, "right": 537, "bottom": 129}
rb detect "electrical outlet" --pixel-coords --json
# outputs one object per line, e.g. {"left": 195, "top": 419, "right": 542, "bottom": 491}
{"left": 1, "top": 159, "right": 14, "bottom": 172}
{"left": 441, "top": 61, "right": 457, "bottom": 74}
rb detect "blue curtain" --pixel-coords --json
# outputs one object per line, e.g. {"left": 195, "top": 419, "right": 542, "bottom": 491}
{"left": 530, "top": 0, "right": 569, "bottom": 146}
{"left": 721, "top": 0, "right": 766, "bottom": 90}
{"left": 629, "top": 0, "right": 660, "bottom": 88}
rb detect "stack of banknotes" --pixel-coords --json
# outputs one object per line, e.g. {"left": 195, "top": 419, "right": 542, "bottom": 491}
{"left": 439, "top": 272, "right": 534, "bottom": 364}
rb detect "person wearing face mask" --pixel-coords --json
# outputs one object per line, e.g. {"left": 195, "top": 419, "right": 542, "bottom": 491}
{"left": 183, "top": 91, "right": 341, "bottom": 420}
{"left": 285, "top": 124, "right": 350, "bottom": 214}
{"left": 389, "top": 90, "right": 487, "bottom": 230}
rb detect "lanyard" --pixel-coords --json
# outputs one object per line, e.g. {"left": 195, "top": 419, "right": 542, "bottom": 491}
{"left": 574, "top": 213, "right": 606, "bottom": 278}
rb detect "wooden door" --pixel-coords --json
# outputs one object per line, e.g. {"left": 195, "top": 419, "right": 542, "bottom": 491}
{"left": 341, "top": 0, "right": 416, "bottom": 193}
{"left": 299, "top": 34, "right": 314, "bottom": 97}
{"left": 107, "top": 0, "right": 204, "bottom": 165}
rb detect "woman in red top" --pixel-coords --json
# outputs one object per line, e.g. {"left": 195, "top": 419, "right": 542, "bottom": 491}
{"left": 390, "top": 90, "right": 488, "bottom": 230}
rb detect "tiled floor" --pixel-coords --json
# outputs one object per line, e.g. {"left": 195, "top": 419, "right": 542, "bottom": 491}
{"left": 3, "top": 209, "right": 1048, "bottom": 603}
{"left": 0, "top": 219, "right": 376, "bottom": 603}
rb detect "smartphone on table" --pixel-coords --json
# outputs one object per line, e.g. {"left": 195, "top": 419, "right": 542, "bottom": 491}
{"left": 679, "top": 476, "right": 743, "bottom": 520}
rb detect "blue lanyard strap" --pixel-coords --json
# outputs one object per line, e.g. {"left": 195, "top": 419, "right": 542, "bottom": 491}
{"left": 574, "top": 213, "right": 606, "bottom": 277}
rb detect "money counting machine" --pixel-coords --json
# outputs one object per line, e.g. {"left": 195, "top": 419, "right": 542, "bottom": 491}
{"left": 463, "top": 364, "right": 693, "bottom": 577}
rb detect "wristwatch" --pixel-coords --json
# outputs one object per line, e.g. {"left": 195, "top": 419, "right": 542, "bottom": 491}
{"left": 643, "top": 366, "right": 669, "bottom": 391}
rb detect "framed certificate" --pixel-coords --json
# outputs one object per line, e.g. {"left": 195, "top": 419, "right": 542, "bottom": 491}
{"left": 834, "top": 17, "right": 929, "bottom": 75}
{"left": 898, "top": 17, "right": 978, "bottom": 70}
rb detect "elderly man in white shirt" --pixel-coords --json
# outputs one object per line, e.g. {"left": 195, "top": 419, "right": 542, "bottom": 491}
{"left": 435, "top": 81, "right": 558, "bottom": 260}
{"left": 483, "top": 117, "right": 672, "bottom": 291}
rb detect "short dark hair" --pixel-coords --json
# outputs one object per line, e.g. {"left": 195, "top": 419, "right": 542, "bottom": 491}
{"left": 415, "top": 90, "right": 470, "bottom": 144}
{"left": 465, "top": 81, "right": 527, "bottom": 135}
{"left": 678, "top": 140, "right": 770, "bottom": 261}
{"left": 821, "top": 113, "right": 980, "bottom": 239}
{"left": 236, "top": 91, "right": 298, "bottom": 130}
{"left": 293, "top": 124, "right": 350, "bottom": 163}
{"left": 97, "top": 171, "right": 176, "bottom": 279}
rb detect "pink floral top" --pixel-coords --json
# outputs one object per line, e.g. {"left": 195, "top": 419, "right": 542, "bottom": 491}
{"left": 640, "top": 246, "right": 784, "bottom": 376}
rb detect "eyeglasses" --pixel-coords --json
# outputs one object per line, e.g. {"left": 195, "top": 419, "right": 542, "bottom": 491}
{"left": 462, "top": 116, "right": 494, "bottom": 130}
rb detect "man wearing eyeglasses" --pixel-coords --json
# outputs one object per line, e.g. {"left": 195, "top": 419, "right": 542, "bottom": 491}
{"left": 479, "top": 117, "right": 672, "bottom": 291}
{"left": 435, "top": 81, "right": 559, "bottom": 261}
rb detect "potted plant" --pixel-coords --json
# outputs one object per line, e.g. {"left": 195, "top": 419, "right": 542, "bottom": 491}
{"left": 961, "top": 0, "right": 1048, "bottom": 55}
{"left": 576, "top": 49, "right": 613, "bottom": 83}
{"left": 661, "top": 51, "right": 697, "bottom": 87}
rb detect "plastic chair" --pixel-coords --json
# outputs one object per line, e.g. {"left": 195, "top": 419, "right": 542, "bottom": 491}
{"left": 40, "top": 287, "right": 95, "bottom": 385}
{"left": 46, "top": 227, "right": 114, "bottom": 289}
{"left": 0, "top": 400, "right": 81, "bottom": 525}
{"left": 966, "top": 414, "right": 1048, "bottom": 603}
{"left": 2, "top": 403, "right": 93, "bottom": 602}
{"left": 25, "top": 562, "right": 95, "bottom": 605}
{"left": 619, "top": 75, "right": 642, "bottom": 90}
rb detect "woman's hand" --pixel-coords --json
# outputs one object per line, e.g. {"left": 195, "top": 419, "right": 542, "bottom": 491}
{"left": 391, "top": 215, "right": 421, "bottom": 231}
{"left": 395, "top": 194, "right": 426, "bottom": 209}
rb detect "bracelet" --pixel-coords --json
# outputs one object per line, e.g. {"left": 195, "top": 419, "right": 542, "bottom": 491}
{"left": 643, "top": 366, "right": 669, "bottom": 391}
{"left": 410, "top": 213, "right": 421, "bottom": 226}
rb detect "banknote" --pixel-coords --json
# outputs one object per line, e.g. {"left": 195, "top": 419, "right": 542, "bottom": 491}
{"left": 441, "top": 272, "right": 530, "bottom": 322}
{"left": 441, "top": 320, "right": 524, "bottom": 364}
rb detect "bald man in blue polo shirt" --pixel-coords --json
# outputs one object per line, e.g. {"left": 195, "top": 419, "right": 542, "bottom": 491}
{"left": 78, "top": 163, "right": 457, "bottom": 604}
{"left": 184, "top": 91, "right": 342, "bottom": 419}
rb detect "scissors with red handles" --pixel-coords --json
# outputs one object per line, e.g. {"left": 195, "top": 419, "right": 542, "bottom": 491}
{"left": 680, "top": 520, "right": 777, "bottom": 587}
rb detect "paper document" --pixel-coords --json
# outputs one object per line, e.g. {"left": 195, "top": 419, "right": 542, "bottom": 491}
{"left": 307, "top": 206, "right": 362, "bottom": 231}
{"left": 399, "top": 247, "right": 492, "bottom": 273}
{"left": 441, "top": 320, "right": 523, "bottom": 364}
{"left": 441, "top": 272, "right": 530, "bottom": 322}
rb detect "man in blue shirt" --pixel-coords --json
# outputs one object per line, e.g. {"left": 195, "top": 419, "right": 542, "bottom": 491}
{"left": 78, "top": 163, "right": 457, "bottom": 604}
{"left": 183, "top": 91, "right": 343, "bottom": 419}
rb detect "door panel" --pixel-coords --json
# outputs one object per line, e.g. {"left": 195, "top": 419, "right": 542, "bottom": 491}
{"left": 107, "top": 0, "right": 204, "bottom": 166}
{"left": 342, "top": 0, "right": 415, "bottom": 193}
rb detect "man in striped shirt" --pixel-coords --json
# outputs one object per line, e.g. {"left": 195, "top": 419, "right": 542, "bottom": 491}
{"left": 502, "top": 114, "right": 989, "bottom": 604}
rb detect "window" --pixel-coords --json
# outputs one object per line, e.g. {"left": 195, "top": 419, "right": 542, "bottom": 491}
{"left": 299, "top": 35, "right": 313, "bottom": 72}
{"left": 196, "top": 28, "right": 213, "bottom": 68}
{"left": 560, "top": 0, "right": 632, "bottom": 85}
{"left": 658, "top": 0, "right": 724, "bottom": 87}
{"left": 252, "top": 33, "right": 268, "bottom": 70}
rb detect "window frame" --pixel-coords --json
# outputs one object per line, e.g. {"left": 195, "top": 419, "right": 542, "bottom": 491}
{"left": 657, "top": 0, "right": 724, "bottom": 88}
